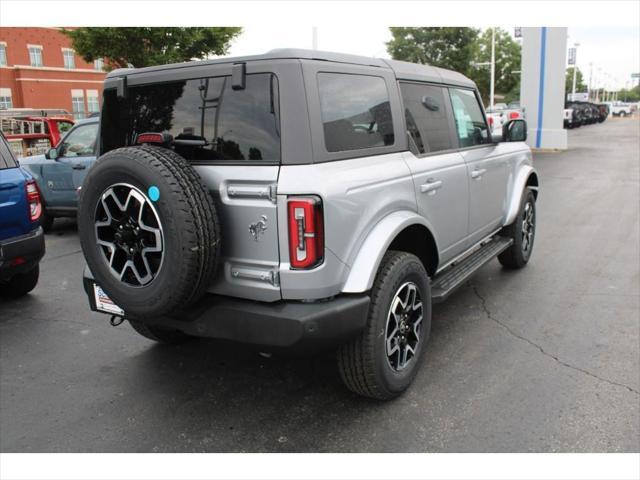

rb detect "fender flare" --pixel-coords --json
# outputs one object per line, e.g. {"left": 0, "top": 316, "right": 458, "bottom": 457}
{"left": 504, "top": 165, "right": 539, "bottom": 226}
{"left": 342, "top": 210, "right": 437, "bottom": 293}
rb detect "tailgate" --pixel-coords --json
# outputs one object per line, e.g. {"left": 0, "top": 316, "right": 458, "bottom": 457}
{"left": 0, "top": 167, "right": 30, "bottom": 241}
{"left": 195, "top": 165, "right": 281, "bottom": 302}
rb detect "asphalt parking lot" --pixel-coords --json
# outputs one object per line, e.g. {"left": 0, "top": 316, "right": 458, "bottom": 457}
{"left": 1, "top": 117, "right": 638, "bottom": 453}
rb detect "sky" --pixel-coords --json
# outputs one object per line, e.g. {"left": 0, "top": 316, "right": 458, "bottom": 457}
{"left": 225, "top": 26, "right": 640, "bottom": 90}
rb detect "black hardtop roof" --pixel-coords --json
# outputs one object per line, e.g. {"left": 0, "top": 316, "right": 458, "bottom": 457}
{"left": 106, "top": 48, "right": 476, "bottom": 89}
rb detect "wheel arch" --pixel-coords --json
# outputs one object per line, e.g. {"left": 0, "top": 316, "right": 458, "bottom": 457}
{"left": 504, "top": 166, "right": 539, "bottom": 226}
{"left": 342, "top": 211, "right": 439, "bottom": 293}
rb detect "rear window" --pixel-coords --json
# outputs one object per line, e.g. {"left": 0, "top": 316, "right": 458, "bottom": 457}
{"left": 101, "top": 73, "right": 280, "bottom": 163}
{"left": 0, "top": 136, "right": 18, "bottom": 169}
{"left": 318, "top": 73, "right": 394, "bottom": 153}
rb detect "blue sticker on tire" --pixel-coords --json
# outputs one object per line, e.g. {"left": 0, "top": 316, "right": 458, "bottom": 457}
{"left": 148, "top": 186, "right": 160, "bottom": 202}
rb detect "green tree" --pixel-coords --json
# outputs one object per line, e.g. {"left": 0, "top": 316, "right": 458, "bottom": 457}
{"left": 565, "top": 67, "right": 587, "bottom": 93}
{"left": 618, "top": 84, "right": 640, "bottom": 102}
{"left": 470, "top": 28, "right": 522, "bottom": 104}
{"left": 387, "top": 27, "right": 479, "bottom": 77}
{"left": 63, "top": 27, "right": 242, "bottom": 69}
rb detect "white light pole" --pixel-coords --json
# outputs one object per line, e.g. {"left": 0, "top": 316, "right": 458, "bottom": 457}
{"left": 312, "top": 27, "right": 318, "bottom": 50}
{"left": 571, "top": 42, "right": 580, "bottom": 99}
{"left": 588, "top": 62, "right": 593, "bottom": 101}
{"left": 490, "top": 28, "right": 496, "bottom": 109}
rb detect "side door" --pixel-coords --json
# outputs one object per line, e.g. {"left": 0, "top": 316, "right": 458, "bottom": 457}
{"left": 448, "top": 87, "right": 509, "bottom": 245}
{"left": 41, "top": 122, "right": 98, "bottom": 207}
{"left": 399, "top": 81, "right": 469, "bottom": 265}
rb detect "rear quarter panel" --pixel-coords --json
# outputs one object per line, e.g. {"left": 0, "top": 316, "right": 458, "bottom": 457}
{"left": 277, "top": 153, "right": 417, "bottom": 299}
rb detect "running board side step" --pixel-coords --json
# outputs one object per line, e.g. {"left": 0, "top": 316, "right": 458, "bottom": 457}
{"left": 431, "top": 236, "right": 513, "bottom": 303}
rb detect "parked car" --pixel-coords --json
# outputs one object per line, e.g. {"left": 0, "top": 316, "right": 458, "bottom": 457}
{"left": 486, "top": 104, "right": 523, "bottom": 135}
{"left": 608, "top": 101, "right": 633, "bottom": 117}
{"left": 0, "top": 132, "right": 45, "bottom": 298}
{"left": 1, "top": 114, "right": 74, "bottom": 158}
{"left": 563, "top": 108, "right": 575, "bottom": 129}
{"left": 19, "top": 118, "right": 99, "bottom": 231}
{"left": 78, "top": 49, "right": 538, "bottom": 400}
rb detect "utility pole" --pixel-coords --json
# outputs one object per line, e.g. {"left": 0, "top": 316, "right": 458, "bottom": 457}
{"left": 490, "top": 28, "right": 496, "bottom": 109}
{"left": 571, "top": 43, "right": 580, "bottom": 100}
{"left": 312, "top": 27, "right": 318, "bottom": 50}
{"left": 588, "top": 62, "right": 593, "bottom": 101}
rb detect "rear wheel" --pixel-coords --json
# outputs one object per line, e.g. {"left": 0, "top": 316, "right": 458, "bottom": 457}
{"left": 1, "top": 265, "right": 39, "bottom": 298}
{"left": 499, "top": 188, "right": 536, "bottom": 269}
{"left": 337, "top": 251, "right": 431, "bottom": 400}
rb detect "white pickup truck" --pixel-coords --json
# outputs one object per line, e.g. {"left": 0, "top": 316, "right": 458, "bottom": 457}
{"left": 608, "top": 102, "right": 632, "bottom": 117}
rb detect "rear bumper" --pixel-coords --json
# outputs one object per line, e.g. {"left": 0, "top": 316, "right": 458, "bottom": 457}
{"left": 0, "top": 227, "right": 45, "bottom": 279}
{"left": 83, "top": 268, "right": 370, "bottom": 352}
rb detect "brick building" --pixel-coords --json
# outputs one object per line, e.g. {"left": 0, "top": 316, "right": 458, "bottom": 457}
{"left": 0, "top": 27, "right": 106, "bottom": 119}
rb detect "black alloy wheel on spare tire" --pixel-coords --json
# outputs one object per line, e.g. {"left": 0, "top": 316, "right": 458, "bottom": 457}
{"left": 78, "top": 145, "right": 221, "bottom": 319}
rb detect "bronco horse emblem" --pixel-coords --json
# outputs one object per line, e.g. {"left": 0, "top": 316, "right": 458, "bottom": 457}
{"left": 249, "top": 215, "right": 268, "bottom": 241}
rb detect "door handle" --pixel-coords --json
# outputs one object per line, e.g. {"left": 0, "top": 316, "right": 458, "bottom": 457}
{"left": 420, "top": 178, "right": 443, "bottom": 194}
{"left": 72, "top": 164, "right": 86, "bottom": 170}
{"left": 471, "top": 168, "right": 487, "bottom": 179}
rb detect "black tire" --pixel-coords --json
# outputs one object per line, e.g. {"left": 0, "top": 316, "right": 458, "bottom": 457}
{"left": 40, "top": 209, "right": 54, "bottom": 233}
{"left": 499, "top": 188, "right": 536, "bottom": 269}
{"left": 78, "top": 146, "right": 221, "bottom": 318}
{"left": 337, "top": 251, "right": 432, "bottom": 400}
{"left": 2, "top": 265, "right": 39, "bottom": 298}
{"left": 128, "top": 319, "right": 192, "bottom": 344}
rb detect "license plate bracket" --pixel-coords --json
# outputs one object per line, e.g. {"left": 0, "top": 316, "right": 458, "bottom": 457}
{"left": 93, "top": 284, "right": 125, "bottom": 316}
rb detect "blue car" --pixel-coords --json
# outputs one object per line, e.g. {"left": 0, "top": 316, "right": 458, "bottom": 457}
{"left": 20, "top": 118, "right": 99, "bottom": 232}
{"left": 0, "top": 133, "right": 46, "bottom": 297}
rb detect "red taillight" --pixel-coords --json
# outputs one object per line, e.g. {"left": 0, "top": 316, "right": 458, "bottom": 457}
{"left": 509, "top": 111, "right": 520, "bottom": 120}
{"left": 287, "top": 197, "right": 324, "bottom": 269}
{"left": 25, "top": 180, "right": 42, "bottom": 222}
{"left": 487, "top": 116, "right": 494, "bottom": 127}
{"left": 136, "top": 132, "right": 170, "bottom": 145}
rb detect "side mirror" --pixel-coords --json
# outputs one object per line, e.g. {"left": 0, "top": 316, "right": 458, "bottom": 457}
{"left": 503, "top": 119, "right": 527, "bottom": 142}
{"left": 45, "top": 147, "right": 58, "bottom": 160}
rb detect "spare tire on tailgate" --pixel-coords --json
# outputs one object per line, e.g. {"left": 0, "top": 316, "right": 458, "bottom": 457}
{"left": 78, "top": 146, "right": 220, "bottom": 318}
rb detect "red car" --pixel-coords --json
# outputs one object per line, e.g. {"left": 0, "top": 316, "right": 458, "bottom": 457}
{"left": 1, "top": 115, "right": 74, "bottom": 158}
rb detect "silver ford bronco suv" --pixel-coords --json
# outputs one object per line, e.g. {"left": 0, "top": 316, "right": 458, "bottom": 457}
{"left": 79, "top": 49, "right": 538, "bottom": 400}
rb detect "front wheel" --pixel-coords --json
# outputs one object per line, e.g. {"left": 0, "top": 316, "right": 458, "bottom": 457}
{"left": 337, "top": 251, "right": 432, "bottom": 400}
{"left": 499, "top": 188, "right": 536, "bottom": 269}
{"left": 40, "top": 209, "right": 54, "bottom": 233}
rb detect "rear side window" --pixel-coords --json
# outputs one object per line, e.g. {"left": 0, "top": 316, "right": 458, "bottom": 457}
{"left": 101, "top": 73, "right": 280, "bottom": 162}
{"left": 0, "top": 137, "right": 17, "bottom": 169}
{"left": 318, "top": 73, "right": 394, "bottom": 153}
{"left": 399, "top": 82, "right": 453, "bottom": 154}
{"left": 449, "top": 88, "right": 490, "bottom": 148}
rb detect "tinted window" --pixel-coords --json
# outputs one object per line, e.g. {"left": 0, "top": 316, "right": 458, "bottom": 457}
{"left": 400, "top": 82, "right": 453, "bottom": 154}
{"left": 60, "top": 123, "right": 99, "bottom": 157}
{"left": 449, "top": 88, "right": 489, "bottom": 148}
{"left": 0, "top": 136, "right": 17, "bottom": 169}
{"left": 318, "top": 73, "right": 394, "bottom": 153}
{"left": 101, "top": 74, "right": 280, "bottom": 162}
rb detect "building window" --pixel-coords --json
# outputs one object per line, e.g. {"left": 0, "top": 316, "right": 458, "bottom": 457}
{"left": 94, "top": 58, "right": 104, "bottom": 71}
{"left": 62, "top": 49, "right": 75, "bottom": 69}
{"left": 0, "top": 88, "right": 12, "bottom": 109}
{"left": 28, "top": 45, "right": 43, "bottom": 67}
{"left": 87, "top": 90, "right": 100, "bottom": 113}
{"left": 71, "top": 89, "right": 85, "bottom": 119}
{"left": 0, "top": 44, "right": 7, "bottom": 67}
